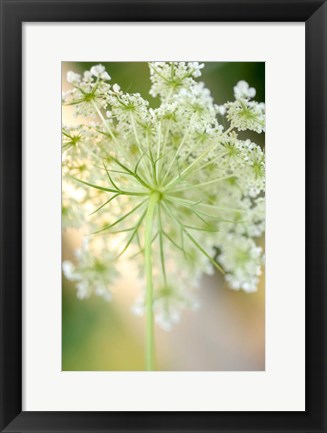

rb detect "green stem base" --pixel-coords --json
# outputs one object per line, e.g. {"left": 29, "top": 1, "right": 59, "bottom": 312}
{"left": 144, "top": 191, "right": 160, "bottom": 371}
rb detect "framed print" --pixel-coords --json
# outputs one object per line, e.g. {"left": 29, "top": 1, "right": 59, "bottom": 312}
{"left": 0, "top": 0, "right": 326, "bottom": 432}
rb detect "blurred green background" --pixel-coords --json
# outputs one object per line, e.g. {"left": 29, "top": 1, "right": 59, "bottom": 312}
{"left": 62, "top": 62, "right": 265, "bottom": 371}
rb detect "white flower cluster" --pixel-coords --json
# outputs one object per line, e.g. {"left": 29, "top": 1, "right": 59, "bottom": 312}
{"left": 217, "top": 233, "right": 263, "bottom": 292}
{"left": 62, "top": 239, "right": 118, "bottom": 301}
{"left": 62, "top": 62, "right": 265, "bottom": 330}
{"left": 225, "top": 80, "right": 265, "bottom": 133}
{"left": 63, "top": 64, "right": 111, "bottom": 116}
{"left": 149, "top": 61, "right": 204, "bottom": 99}
{"left": 133, "top": 284, "right": 200, "bottom": 332}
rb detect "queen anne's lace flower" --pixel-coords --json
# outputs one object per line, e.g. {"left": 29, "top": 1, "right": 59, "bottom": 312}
{"left": 62, "top": 62, "right": 265, "bottom": 331}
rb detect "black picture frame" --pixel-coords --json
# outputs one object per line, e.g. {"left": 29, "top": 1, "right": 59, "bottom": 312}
{"left": 0, "top": 1, "right": 326, "bottom": 432}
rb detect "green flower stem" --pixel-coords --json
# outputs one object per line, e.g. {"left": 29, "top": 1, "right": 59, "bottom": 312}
{"left": 144, "top": 191, "right": 160, "bottom": 371}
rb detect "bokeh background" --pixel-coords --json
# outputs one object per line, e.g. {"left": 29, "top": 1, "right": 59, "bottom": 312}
{"left": 62, "top": 62, "right": 265, "bottom": 371}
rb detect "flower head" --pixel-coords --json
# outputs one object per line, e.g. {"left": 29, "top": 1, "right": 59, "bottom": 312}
{"left": 62, "top": 62, "right": 265, "bottom": 330}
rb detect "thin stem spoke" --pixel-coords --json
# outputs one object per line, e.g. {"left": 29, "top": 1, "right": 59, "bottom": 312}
{"left": 171, "top": 175, "right": 235, "bottom": 193}
{"left": 114, "top": 210, "right": 147, "bottom": 259}
{"left": 89, "top": 193, "right": 119, "bottom": 216}
{"left": 92, "top": 199, "right": 147, "bottom": 234}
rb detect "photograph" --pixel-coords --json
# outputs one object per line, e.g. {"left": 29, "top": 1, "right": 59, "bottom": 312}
{"left": 62, "top": 61, "right": 265, "bottom": 371}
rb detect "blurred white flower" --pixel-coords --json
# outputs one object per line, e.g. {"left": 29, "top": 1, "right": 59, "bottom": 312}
{"left": 67, "top": 71, "right": 81, "bottom": 84}
{"left": 233, "top": 80, "right": 256, "bottom": 99}
{"left": 90, "top": 64, "right": 111, "bottom": 80}
{"left": 63, "top": 239, "right": 118, "bottom": 301}
{"left": 217, "top": 233, "right": 263, "bottom": 293}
